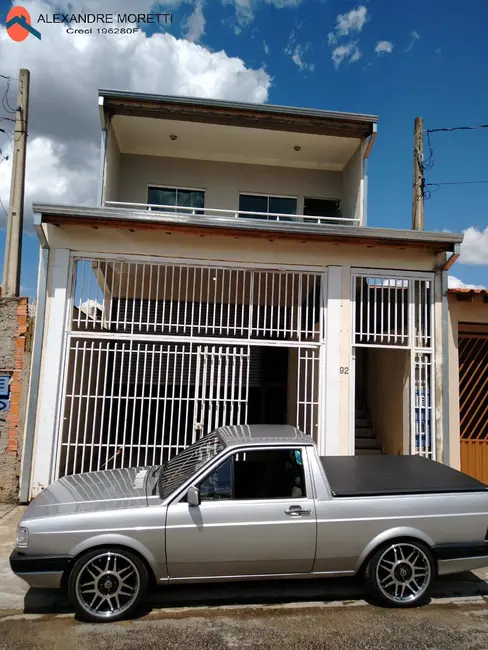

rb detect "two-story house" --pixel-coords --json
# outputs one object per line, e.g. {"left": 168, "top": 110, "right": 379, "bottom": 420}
{"left": 20, "top": 91, "right": 462, "bottom": 501}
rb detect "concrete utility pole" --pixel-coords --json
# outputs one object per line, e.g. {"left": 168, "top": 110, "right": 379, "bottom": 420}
{"left": 412, "top": 116, "right": 425, "bottom": 231}
{"left": 2, "top": 68, "right": 30, "bottom": 297}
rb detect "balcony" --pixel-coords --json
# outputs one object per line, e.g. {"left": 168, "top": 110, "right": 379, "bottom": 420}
{"left": 102, "top": 200, "right": 360, "bottom": 226}
{"left": 99, "top": 91, "right": 377, "bottom": 231}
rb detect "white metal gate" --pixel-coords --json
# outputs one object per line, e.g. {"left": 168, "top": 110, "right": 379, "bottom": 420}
{"left": 352, "top": 271, "right": 435, "bottom": 458}
{"left": 193, "top": 346, "right": 250, "bottom": 441}
{"left": 54, "top": 256, "right": 325, "bottom": 478}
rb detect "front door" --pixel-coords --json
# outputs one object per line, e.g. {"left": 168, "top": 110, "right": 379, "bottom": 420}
{"left": 192, "top": 345, "right": 250, "bottom": 442}
{"left": 165, "top": 446, "right": 317, "bottom": 578}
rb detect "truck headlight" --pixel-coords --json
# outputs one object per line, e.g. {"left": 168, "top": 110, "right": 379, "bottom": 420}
{"left": 16, "top": 526, "right": 29, "bottom": 548}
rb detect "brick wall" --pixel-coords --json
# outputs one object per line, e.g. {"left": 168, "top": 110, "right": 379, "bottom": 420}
{"left": 0, "top": 297, "right": 31, "bottom": 502}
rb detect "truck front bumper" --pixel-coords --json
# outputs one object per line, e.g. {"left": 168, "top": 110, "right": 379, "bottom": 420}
{"left": 9, "top": 551, "right": 72, "bottom": 589}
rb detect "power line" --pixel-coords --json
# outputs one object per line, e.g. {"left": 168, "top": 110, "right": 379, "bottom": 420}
{"left": 0, "top": 76, "right": 17, "bottom": 115}
{"left": 426, "top": 180, "right": 488, "bottom": 187}
{"left": 425, "top": 124, "right": 488, "bottom": 133}
{"left": 0, "top": 127, "right": 13, "bottom": 148}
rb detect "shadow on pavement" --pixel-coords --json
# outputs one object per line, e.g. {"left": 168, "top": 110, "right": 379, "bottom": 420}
{"left": 23, "top": 572, "right": 488, "bottom": 618}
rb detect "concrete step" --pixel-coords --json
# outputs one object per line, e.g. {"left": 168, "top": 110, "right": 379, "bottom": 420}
{"left": 355, "top": 417, "right": 371, "bottom": 428}
{"left": 355, "top": 428, "right": 374, "bottom": 439}
{"left": 355, "top": 437, "right": 381, "bottom": 450}
{"left": 356, "top": 448, "right": 383, "bottom": 455}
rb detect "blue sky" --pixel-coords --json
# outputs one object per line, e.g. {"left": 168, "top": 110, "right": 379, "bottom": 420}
{"left": 0, "top": 0, "right": 487, "bottom": 298}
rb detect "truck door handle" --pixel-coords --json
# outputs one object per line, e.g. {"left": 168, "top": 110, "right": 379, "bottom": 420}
{"left": 284, "top": 506, "right": 311, "bottom": 517}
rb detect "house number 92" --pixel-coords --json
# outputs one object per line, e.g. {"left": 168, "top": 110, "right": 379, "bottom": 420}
{"left": 339, "top": 367, "right": 349, "bottom": 374}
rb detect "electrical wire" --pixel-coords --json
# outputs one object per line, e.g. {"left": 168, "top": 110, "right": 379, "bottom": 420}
{"left": 426, "top": 124, "right": 488, "bottom": 134}
{"left": 421, "top": 122, "right": 488, "bottom": 199}
{"left": 426, "top": 180, "right": 488, "bottom": 187}
{"left": 1, "top": 76, "right": 17, "bottom": 115}
{"left": 0, "top": 127, "right": 13, "bottom": 148}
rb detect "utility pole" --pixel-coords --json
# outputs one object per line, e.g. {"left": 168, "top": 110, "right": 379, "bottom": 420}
{"left": 2, "top": 68, "right": 29, "bottom": 297}
{"left": 412, "top": 116, "right": 425, "bottom": 231}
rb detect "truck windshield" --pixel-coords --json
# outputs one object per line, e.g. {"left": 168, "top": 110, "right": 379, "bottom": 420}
{"left": 158, "top": 431, "right": 224, "bottom": 499}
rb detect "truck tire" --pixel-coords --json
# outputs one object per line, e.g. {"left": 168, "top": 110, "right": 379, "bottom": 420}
{"left": 365, "top": 540, "right": 435, "bottom": 608}
{"left": 67, "top": 547, "right": 149, "bottom": 622}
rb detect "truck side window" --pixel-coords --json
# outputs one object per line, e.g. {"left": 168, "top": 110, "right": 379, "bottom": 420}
{"left": 234, "top": 449, "right": 306, "bottom": 500}
{"left": 198, "top": 449, "right": 306, "bottom": 502}
{"left": 199, "top": 458, "right": 233, "bottom": 501}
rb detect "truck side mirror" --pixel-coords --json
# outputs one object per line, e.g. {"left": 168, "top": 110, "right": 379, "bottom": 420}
{"left": 187, "top": 486, "right": 201, "bottom": 507}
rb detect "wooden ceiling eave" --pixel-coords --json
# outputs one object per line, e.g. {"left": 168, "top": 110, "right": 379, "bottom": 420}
{"left": 106, "top": 101, "right": 372, "bottom": 139}
{"left": 43, "top": 215, "right": 447, "bottom": 253}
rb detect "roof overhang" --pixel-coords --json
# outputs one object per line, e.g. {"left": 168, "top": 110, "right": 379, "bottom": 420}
{"left": 448, "top": 288, "right": 488, "bottom": 303}
{"left": 33, "top": 203, "right": 464, "bottom": 254}
{"left": 98, "top": 89, "right": 377, "bottom": 140}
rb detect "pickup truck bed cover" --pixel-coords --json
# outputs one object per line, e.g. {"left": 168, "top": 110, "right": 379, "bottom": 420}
{"left": 320, "top": 455, "right": 488, "bottom": 497}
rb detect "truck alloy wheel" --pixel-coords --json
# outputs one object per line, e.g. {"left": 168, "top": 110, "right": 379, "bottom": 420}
{"left": 67, "top": 548, "right": 149, "bottom": 622}
{"left": 365, "top": 541, "right": 435, "bottom": 607}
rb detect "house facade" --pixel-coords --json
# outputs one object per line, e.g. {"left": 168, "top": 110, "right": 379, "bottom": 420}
{"left": 448, "top": 288, "right": 488, "bottom": 482}
{"left": 19, "top": 92, "right": 462, "bottom": 501}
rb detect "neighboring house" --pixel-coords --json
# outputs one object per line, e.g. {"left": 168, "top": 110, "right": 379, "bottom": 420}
{"left": 19, "top": 91, "right": 463, "bottom": 501}
{"left": 448, "top": 288, "right": 488, "bottom": 483}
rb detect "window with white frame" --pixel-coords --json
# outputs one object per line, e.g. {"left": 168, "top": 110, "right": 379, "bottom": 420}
{"left": 303, "top": 197, "right": 342, "bottom": 220}
{"left": 147, "top": 186, "right": 205, "bottom": 215}
{"left": 238, "top": 194, "right": 297, "bottom": 221}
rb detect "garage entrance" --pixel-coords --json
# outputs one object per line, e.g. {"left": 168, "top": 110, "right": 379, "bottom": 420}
{"left": 459, "top": 324, "right": 488, "bottom": 483}
{"left": 54, "top": 257, "right": 325, "bottom": 478}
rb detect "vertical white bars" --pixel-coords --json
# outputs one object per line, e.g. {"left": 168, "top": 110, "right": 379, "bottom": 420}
{"left": 296, "top": 348, "right": 319, "bottom": 439}
{"left": 71, "top": 257, "right": 322, "bottom": 342}
{"left": 353, "top": 274, "right": 432, "bottom": 349}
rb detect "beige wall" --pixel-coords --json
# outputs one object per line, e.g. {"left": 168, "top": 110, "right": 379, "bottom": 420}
{"left": 44, "top": 224, "right": 439, "bottom": 272}
{"left": 448, "top": 294, "right": 488, "bottom": 470}
{"left": 103, "top": 123, "right": 121, "bottom": 204}
{"left": 43, "top": 224, "right": 441, "bottom": 458}
{"left": 115, "top": 154, "right": 345, "bottom": 216}
{"left": 366, "top": 348, "right": 409, "bottom": 455}
{"left": 342, "top": 145, "right": 363, "bottom": 224}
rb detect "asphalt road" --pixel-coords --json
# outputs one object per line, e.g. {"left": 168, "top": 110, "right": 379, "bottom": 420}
{"left": 2, "top": 601, "right": 488, "bottom": 650}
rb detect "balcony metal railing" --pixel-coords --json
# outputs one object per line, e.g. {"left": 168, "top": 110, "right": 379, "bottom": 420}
{"left": 103, "top": 201, "right": 360, "bottom": 226}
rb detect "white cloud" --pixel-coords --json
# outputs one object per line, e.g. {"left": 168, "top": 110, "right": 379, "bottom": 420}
{"left": 332, "top": 42, "right": 361, "bottom": 68}
{"left": 459, "top": 227, "right": 488, "bottom": 265}
{"left": 285, "top": 31, "right": 314, "bottom": 72}
{"left": 405, "top": 30, "right": 420, "bottom": 52}
{"left": 375, "top": 40, "right": 393, "bottom": 55}
{"left": 335, "top": 6, "right": 368, "bottom": 36}
{"left": 290, "top": 44, "right": 314, "bottom": 71}
{"left": 328, "top": 6, "right": 366, "bottom": 68}
{"left": 222, "top": 0, "right": 302, "bottom": 29}
{"left": 448, "top": 275, "right": 486, "bottom": 290}
{"left": 183, "top": 0, "right": 206, "bottom": 42}
{"left": 0, "top": 0, "right": 271, "bottom": 232}
{"left": 263, "top": 40, "right": 269, "bottom": 54}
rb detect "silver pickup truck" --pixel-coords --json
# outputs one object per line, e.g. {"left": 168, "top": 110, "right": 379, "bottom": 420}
{"left": 10, "top": 424, "right": 488, "bottom": 622}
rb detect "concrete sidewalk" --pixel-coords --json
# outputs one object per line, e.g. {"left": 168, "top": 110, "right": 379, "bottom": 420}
{"left": 1, "top": 505, "right": 488, "bottom": 617}
{"left": 0, "top": 506, "right": 27, "bottom": 612}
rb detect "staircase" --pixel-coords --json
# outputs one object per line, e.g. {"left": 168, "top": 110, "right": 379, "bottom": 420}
{"left": 355, "top": 405, "right": 382, "bottom": 455}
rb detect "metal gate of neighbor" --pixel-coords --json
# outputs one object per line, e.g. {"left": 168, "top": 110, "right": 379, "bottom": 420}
{"left": 352, "top": 271, "right": 435, "bottom": 458}
{"left": 54, "top": 256, "right": 325, "bottom": 479}
{"left": 459, "top": 324, "right": 488, "bottom": 483}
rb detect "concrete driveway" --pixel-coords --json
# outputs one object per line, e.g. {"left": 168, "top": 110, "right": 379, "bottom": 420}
{"left": 3, "top": 504, "right": 488, "bottom": 650}
{"left": 2, "top": 600, "right": 488, "bottom": 650}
